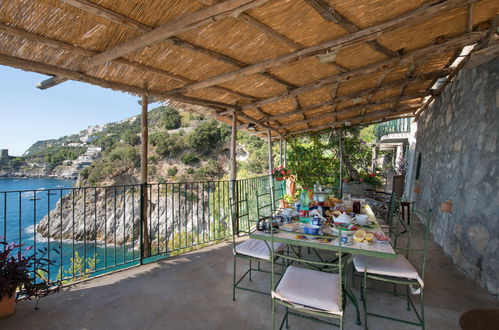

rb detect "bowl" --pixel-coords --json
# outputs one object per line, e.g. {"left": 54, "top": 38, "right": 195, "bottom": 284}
{"left": 355, "top": 214, "right": 369, "bottom": 226}
{"left": 303, "top": 225, "right": 320, "bottom": 235}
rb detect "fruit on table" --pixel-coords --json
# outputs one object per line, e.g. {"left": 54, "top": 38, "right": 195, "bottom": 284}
{"left": 364, "top": 233, "right": 374, "bottom": 241}
{"left": 353, "top": 230, "right": 366, "bottom": 242}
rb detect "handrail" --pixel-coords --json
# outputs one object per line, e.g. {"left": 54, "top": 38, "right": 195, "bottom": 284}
{"left": 374, "top": 118, "right": 412, "bottom": 141}
{"left": 0, "top": 175, "right": 278, "bottom": 284}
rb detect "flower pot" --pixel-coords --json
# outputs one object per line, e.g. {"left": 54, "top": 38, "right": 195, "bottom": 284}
{"left": 413, "top": 186, "right": 421, "bottom": 193}
{"left": 440, "top": 200, "right": 452, "bottom": 213}
{"left": 275, "top": 177, "right": 285, "bottom": 181}
{"left": 0, "top": 292, "right": 16, "bottom": 318}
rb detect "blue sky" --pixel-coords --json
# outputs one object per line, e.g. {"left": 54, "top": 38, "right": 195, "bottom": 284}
{"left": 0, "top": 65, "right": 155, "bottom": 156}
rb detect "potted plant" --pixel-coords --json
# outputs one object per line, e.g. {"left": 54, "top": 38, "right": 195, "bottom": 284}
{"left": 0, "top": 240, "right": 61, "bottom": 317}
{"left": 272, "top": 165, "right": 290, "bottom": 181}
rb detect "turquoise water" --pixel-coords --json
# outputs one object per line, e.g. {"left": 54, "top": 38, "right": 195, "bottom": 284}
{"left": 0, "top": 177, "right": 142, "bottom": 281}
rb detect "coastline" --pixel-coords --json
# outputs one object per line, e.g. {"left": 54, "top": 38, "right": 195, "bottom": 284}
{"left": 0, "top": 170, "right": 77, "bottom": 180}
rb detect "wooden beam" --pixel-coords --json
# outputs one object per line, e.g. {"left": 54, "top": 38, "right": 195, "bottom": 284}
{"left": 236, "top": 32, "right": 484, "bottom": 111}
{"left": 81, "top": 0, "right": 272, "bottom": 71}
{"left": 285, "top": 106, "right": 417, "bottom": 137}
{"left": 57, "top": 0, "right": 294, "bottom": 90}
{"left": 0, "top": 22, "right": 257, "bottom": 100}
{"left": 0, "top": 53, "right": 239, "bottom": 111}
{"left": 216, "top": 68, "right": 448, "bottom": 118}
{"left": 467, "top": 3, "right": 474, "bottom": 32}
{"left": 237, "top": 13, "right": 304, "bottom": 49}
{"left": 61, "top": 0, "right": 150, "bottom": 32}
{"left": 304, "top": 0, "right": 399, "bottom": 57}
{"left": 170, "top": 0, "right": 479, "bottom": 94}
{"left": 275, "top": 92, "right": 426, "bottom": 129}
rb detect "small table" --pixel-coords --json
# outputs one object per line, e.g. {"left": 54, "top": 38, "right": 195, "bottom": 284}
{"left": 250, "top": 205, "right": 396, "bottom": 325}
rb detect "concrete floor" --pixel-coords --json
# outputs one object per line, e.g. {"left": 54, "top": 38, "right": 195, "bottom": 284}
{"left": 1, "top": 234, "right": 498, "bottom": 330}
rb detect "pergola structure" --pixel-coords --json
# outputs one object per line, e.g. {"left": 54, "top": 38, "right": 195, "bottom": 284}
{"left": 0, "top": 0, "right": 497, "bottom": 139}
{"left": 0, "top": 0, "right": 497, "bottom": 255}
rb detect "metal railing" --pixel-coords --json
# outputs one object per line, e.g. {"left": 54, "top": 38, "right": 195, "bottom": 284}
{"left": 0, "top": 175, "right": 283, "bottom": 283}
{"left": 374, "top": 118, "right": 412, "bottom": 141}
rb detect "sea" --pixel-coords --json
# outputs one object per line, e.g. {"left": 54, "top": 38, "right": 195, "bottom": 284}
{"left": 0, "top": 177, "right": 140, "bottom": 281}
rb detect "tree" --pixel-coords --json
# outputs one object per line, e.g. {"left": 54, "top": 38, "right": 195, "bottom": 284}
{"left": 187, "top": 120, "right": 226, "bottom": 155}
{"left": 121, "top": 130, "right": 140, "bottom": 146}
{"left": 160, "top": 107, "right": 182, "bottom": 130}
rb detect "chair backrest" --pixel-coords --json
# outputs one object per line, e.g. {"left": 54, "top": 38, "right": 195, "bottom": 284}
{"left": 231, "top": 193, "right": 250, "bottom": 248}
{"left": 393, "top": 206, "right": 432, "bottom": 280}
{"left": 392, "top": 175, "right": 405, "bottom": 198}
{"left": 256, "top": 186, "right": 273, "bottom": 219}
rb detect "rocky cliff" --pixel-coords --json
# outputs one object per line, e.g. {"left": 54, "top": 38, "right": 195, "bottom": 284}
{"left": 36, "top": 184, "right": 230, "bottom": 246}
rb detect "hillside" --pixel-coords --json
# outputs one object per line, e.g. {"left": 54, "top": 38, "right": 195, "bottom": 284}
{"left": 0, "top": 104, "right": 270, "bottom": 184}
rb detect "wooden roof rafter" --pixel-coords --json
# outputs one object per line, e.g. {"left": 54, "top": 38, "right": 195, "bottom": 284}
{"left": 0, "top": 0, "right": 496, "bottom": 137}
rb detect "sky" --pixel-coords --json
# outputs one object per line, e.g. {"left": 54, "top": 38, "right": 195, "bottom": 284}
{"left": 0, "top": 65, "right": 157, "bottom": 156}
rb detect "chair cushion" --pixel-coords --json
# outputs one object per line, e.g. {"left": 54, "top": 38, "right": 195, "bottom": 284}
{"left": 353, "top": 254, "right": 424, "bottom": 287}
{"left": 272, "top": 266, "right": 342, "bottom": 315}
{"left": 234, "top": 239, "right": 283, "bottom": 260}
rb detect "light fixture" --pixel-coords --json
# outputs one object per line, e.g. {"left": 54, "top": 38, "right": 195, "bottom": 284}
{"left": 247, "top": 123, "right": 257, "bottom": 131}
{"left": 318, "top": 51, "right": 337, "bottom": 63}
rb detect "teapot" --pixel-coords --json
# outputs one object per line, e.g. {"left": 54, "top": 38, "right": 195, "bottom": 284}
{"left": 335, "top": 212, "right": 353, "bottom": 224}
{"left": 257, "top": 217, "right": 279, "bottom": 232}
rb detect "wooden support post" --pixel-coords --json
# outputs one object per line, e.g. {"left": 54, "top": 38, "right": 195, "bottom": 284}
{"left": 279, "top": 138, "right": 283, "bottom": 166}
{"left": 140, "top": 94, "right": 151, "bottom": 258}
{"left": 230, "top": 111, "right": 238, "bottom": 235}
{"left": 372, "top": 145, "right": 378, "bottom": 172}
{"left": 283, "top": 139, "right": 287, "bottom": 168}
{"left": 267, "top": 129, "right": 274, "bottom": 212}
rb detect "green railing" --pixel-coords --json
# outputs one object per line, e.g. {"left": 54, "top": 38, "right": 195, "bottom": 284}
{"left": 1, "top": 175, "right": 283, "bottom": 284}
{"left": 374, "top": 118, "right": 412, "bottom": 141}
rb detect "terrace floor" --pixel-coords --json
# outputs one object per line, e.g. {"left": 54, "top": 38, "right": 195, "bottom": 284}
{"left": 1, "top": 234, "right": 498, "bottom": 330}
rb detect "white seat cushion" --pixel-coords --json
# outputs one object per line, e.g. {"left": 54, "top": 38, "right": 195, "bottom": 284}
{"left": 353, "top": 254, "right": 424, "bottom": 288}
{"left": 234, "top": 239, "right": 283, "bottom": 260}
{"left": 272, "top": 266, "right": 342, "bottom": 315}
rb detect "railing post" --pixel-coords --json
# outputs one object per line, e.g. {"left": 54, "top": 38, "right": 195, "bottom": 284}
{"left": 139, "top": 184, "right": 144, "bottom": 264}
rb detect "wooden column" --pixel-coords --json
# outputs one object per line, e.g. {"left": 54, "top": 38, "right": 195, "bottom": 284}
{"left": 267, "top": 129, "right": 274, "bottom": 211}
{"left": 230, "top": 111, "right": 238, "bottom": 235}
{"left": 371, "top": 145, "right": 378, "bottom": 172}
{"left": 140, "top": 94, "right": 151, "bottom": 258}
{"left": 283, "top": 139, "right": 287, "bottom": 167}
{"left": 338, "top": 130, "right": 343, "bottom": 197}
{"left": 279, "top": 138, "right": 283, "bottom": 166}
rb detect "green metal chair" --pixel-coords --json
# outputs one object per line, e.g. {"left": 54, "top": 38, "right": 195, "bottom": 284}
{"left": 269, "top": 227, "right": 349, "bottom": 329}
{"left": 232, "top": 191, "right": 285, "bottom": 300}
{"left": 354, "top": 207, "right": 432, "bottom": 329}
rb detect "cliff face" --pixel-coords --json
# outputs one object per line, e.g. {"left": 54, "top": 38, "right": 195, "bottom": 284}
{"left": 36, "top": 185, "right": 230, "bottom": 246}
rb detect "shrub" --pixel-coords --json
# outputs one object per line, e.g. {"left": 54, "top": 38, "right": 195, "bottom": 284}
{"left": 181, "top": 153, "right": 199, "bottom": 165}
{"left": 108, "top": 145, "right": 140, "bottom": 167}
{"left": 167, "top": 167, "right": 178, "bottom": 177}
{"left": 121, "top": 130, "right": 140, "bottom": 146}
{"left": 156, "top": 133, "right": 184, "bottom": 157}
{"left": 161, "top": 107, "right": 182, "bottom": 130}
{"left": 186, "top": 120, "right": 226, "bottom": 155}
{"left": 149, "top": 131, "right": 168, "bottom": 147}
{"left": 186, "top": 167, "right": 195, "bottom": 174}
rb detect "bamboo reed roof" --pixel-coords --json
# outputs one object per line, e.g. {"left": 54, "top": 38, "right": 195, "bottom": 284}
{"left": 0, "top": 0, "right": 497, "bottom": 138}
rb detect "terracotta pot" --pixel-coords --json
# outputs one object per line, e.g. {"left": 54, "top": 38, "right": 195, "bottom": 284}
{"left": 0, "top": 292, "right": 16, "bottom": 318}
{"left": 275, "top": 177, "right": 285, "bottom": 181}
{"left": 343, "top": 179, "right": 350, "bottom": 183}
{"left": 413, "top": 186, "right": 421, "bottom": 193}
{"left": 440, "top": 200, "right": 452, "bottom": 213}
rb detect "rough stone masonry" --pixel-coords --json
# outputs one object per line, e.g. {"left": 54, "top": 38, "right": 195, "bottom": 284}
{"left": 414, "top": 57, "right": 498, "bottom": 296}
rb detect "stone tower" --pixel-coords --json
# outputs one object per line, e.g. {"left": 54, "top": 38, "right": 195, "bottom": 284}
{"left": 0, "top": 149, "right": 8, "bottom": 159}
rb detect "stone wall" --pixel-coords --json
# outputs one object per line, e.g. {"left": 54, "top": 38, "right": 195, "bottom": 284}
{"left": 413, "top": 58, "right": 498, "bottom": 296}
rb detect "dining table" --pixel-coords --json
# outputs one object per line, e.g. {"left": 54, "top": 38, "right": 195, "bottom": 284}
{"left": 249, "top": 203, "right": 397, "bottom": 325}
